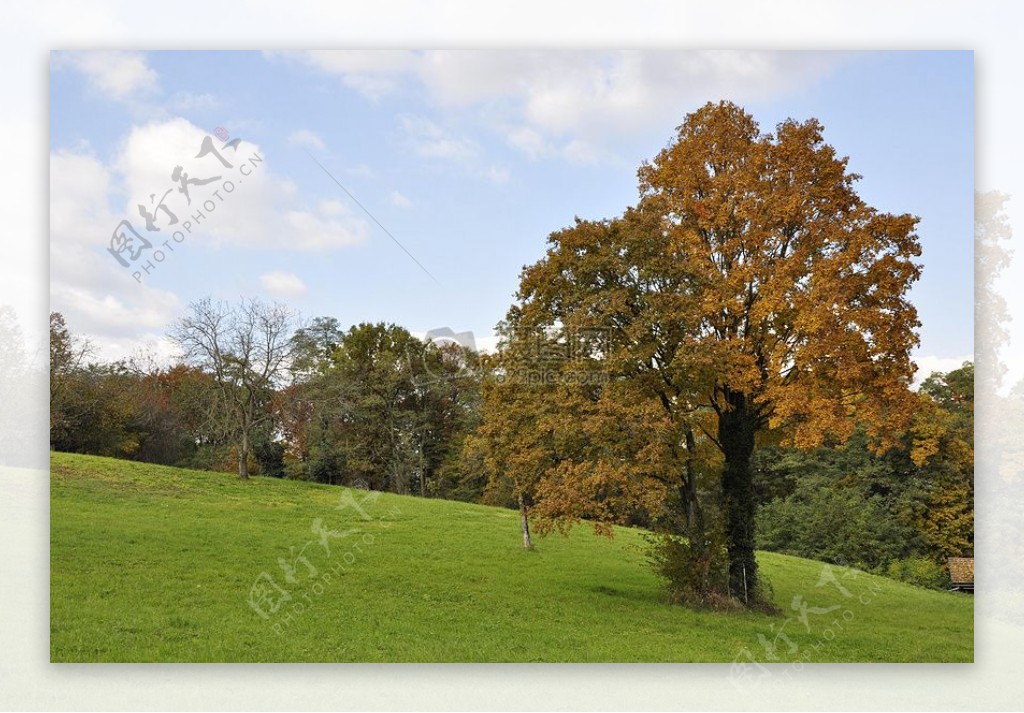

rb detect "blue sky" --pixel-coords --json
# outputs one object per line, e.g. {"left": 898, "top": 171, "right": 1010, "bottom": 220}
{"left": 49, "top": 50, "right": 973, "bottom": 375}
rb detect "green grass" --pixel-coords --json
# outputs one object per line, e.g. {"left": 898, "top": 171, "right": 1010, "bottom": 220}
{"left": 50, "top": 452, "right": 973, "bottom": 662}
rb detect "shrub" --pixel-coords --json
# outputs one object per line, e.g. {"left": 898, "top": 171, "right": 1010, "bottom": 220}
{"left": 645, "top": 530, "right": 735, "bottom": 609}
{"left": 887, "top": 557, "right": 949, "bottom": 590}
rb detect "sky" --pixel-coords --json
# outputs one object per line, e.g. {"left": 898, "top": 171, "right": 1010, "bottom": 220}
{"left": 48, "top": 50, "right": 974, "bottom": 378}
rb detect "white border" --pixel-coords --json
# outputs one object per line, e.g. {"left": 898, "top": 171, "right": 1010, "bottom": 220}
{"left": 5, "top": 1, "right": 1021, "bottom": 709}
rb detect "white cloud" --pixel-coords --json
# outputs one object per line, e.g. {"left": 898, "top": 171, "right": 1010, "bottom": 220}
{"left": 284, "top": 207, "right": 366, "bottom": 250}
{"left": 54, "top": 50, "right": 157, "bottom": 101}
{"left": 481, "top": 166, "right": 509, "bottom": 184}
{"left": 506, "top": 125, "right": 547, "bottom": 160}
{"left": 272, "top": 50, "right": 419, "bottom": 100}
{"left": 113, "top": 118, "right": 367, "bottom": 251}
{"left": 504, "top": 125, "right": 603, "bottom": 165}
{"left": 400, "top": 116, "right": 508, "bottom": 182}
{"left": 345, "top": 163, "right": 376, "bottom": 179}
{"left": 473, "top": 334, "right": 501, "bottom": 354}
{"left": 560, "top": 139, "right": 602, "bottom": 166}
{"left": 287, "top": 128, "right": 326, "bottom": 151}
{"left": 298, "top": 49, "right": 418, "bottom": 75}
{"left": 292, "top": 51, "right": 771, "bottom": 168}
{"left": 501, "top": 50, "right": 842, "bottom": 140}
{"left": 49, "top": 118, "right": 369, "bottom": 354}
{"left": 49, "top": 149, "right": 184, "bottom": 355}
{"left": 390, "top": 191, "right": 412, "bottom": 208}
{"left": 260, "top": 270, "right": 307, "bottom": 298}
{"left": 912, "top": 353, "right": 974, "bottom": 387}
{"left": 318, "top": 199, "right": 346, "bottom": 216}
{"left": 96, "top": 334, "right": 182, "bottom": 369}
{"left": 401, "top": 116, "right": 479, "bottom": 163}
{"left": 415, "top": 51, "right": 533, "bottom": 107}
{"left": 292, "top": 50, "right": 846, "bottom": 164}
{"left": 172, "top": 92, "right": 218, "bottom": 112}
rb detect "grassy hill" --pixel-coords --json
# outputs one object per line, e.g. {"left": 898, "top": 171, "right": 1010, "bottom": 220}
{"left": 50, "top": 452, "right": 973, "bottom": 662}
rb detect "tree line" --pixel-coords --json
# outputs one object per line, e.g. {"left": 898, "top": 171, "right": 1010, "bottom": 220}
{"left": 47, "top": 309, "right": 973, "bottom": 601}
{"left": 49, "top": 102, "right": 975, "bottom": 607}
{"left": 50, "top": 308, "right": 483, "bottom": 499}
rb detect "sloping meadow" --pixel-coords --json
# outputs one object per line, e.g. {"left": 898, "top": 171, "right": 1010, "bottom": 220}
{"left": 50, "top": 452, "right": 973, "bottom": 663}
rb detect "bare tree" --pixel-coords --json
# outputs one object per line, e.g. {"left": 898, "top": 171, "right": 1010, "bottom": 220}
{"left": 171, "top": 298, "right": 296, "bottom": 479}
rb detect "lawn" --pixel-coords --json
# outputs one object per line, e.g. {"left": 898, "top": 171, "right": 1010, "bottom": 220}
{"left": 50, "top": 452, "right": 973, "bottom": 662}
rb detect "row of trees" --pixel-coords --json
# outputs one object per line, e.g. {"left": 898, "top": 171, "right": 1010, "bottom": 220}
{"left": 49, "top": 300, "right": 974, "bottom": 599}
{"left": 51, "top": 312, "right": 208, "bottom": 466}
{"left": 754, "top": 362, "right": 974, "bottom": 587}
{"left": 49, "top": 307, "right": 484, "bottom": 498}
{"left": 49, "top": 102, "right": 975, "bottom": 608}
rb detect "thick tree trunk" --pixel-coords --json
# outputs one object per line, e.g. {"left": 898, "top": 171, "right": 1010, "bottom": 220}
{"left": 518, "top": 494, "right": 533, "bottom": 550}
{"left": 718, "top": 391, "right": 757, "bottom": 603}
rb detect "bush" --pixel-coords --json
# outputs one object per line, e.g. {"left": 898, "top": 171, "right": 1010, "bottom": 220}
{"left": 645, "top": 530, "right": 780, "bottom": 612}
{"left": 177, "top": 443, "right": 236, "bottom": 474}
{"left": 887, "top": 557, "right": 949, "bottom": 590}
{"left": 645, "top": 531, "right": 734, "bottom": 609}
{"left": 757, "top": 474, "right": 912, "bottom": 571}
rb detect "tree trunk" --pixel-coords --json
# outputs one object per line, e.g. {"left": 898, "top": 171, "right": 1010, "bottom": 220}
{"left": 518, "top": 494, "right": 533, "bottom": 550}
{"left": 238, "top": 428, "right": 250, "bottom": 480}
{"left": 683, "top": 427, "right": 705, "bottom": 548}
{"left": 718, "top": 391, "right": 757, "bottom": 602}
{"left": 679, "top": 426, "right": 715, "bottom": 593}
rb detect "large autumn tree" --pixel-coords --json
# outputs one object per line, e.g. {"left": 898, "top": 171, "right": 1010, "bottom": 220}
{"left": 503, "top": 101, "right": 921, "bottom": 601}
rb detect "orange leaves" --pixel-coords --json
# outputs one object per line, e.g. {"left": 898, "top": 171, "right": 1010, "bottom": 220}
{"left": 643, "top": 104, "right": 922, "bottom": 450}
{"left": 482, "top": 101, "right": 926, "bottom": 549}
{"left": 909, "top": 396, "right": 947, "bottom": 468}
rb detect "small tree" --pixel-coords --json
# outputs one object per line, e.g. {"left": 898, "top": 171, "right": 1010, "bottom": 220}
{"left": 470, "top": 350, "right": 552, "bottom": 550}
{"left": 171, "top": 298, "right": 296, "bottom": 480}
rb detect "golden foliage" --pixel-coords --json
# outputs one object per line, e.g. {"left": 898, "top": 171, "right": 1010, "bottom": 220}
{"left": 478, "top": 101, "right": 923, "bottom": 552}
